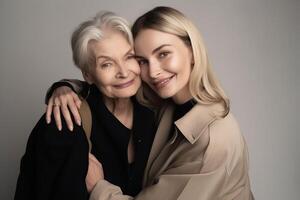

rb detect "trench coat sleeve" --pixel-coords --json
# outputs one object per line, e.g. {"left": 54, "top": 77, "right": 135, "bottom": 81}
{"left": 90, "top": 166, "right": 252, "bottom": 200}
{"left": 89, "top": 114, "right": 253, "bottom": 200}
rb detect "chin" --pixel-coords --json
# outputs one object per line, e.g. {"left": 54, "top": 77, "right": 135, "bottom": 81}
{"left": 117, "top": 88, "right": 139, "bottom": 98}
{"left": 115, "top": 93, "right": 134, "bottom": 98}
{"left": 156, "top": 88, "right": 175, "bottom": 99}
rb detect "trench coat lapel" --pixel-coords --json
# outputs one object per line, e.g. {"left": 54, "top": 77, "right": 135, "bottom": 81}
{"left": 142, "top": 102, "right": 225, "bottom": 186}
{"left": 143, "top": 104, "right": 174, "bottom": 185}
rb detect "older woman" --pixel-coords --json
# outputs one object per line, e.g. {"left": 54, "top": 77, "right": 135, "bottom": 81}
{"left": 14, "top": 12, "right": 156, "bottom": 200}
{"left": 45, "top": 7, "right": 254, "bottom": 200}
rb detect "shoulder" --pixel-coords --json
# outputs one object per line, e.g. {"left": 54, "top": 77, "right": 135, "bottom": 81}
{"left": 209, "top": 112, "right": 243, "bottom": 145}
{"left": 202, "top": 113, "right": 247, "bottom": 173}
{"left": 134, "top": 97, "right": 156, "bottom": 116}
{"left": 32, "top": 114, "right": 86, "bottom": 149}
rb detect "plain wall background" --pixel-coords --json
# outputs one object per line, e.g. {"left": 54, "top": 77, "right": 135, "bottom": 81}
{"left": 1, "top": 0, "right": 299, "bottom": 199}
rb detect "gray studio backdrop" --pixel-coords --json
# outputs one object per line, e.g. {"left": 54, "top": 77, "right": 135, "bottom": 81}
{"left": 1, "top": 0, "right": 299, "bottom": 199}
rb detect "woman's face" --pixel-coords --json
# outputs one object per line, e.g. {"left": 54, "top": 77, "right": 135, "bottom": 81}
{"left": 85, "top": 31, "right": 141, "bottom": 98}
{"left": 134, "top": 29, "right": 193, "bottom": 104}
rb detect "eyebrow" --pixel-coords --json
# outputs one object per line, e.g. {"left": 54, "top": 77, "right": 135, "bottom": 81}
{"left": 152, "top": 44, "right": 171, "bottom": 54}
{"left": 96, "top": 48, "right": 134, "bottom": 61}
{"left": 135, "top": 44, "right": 171, "bottom": 59}
{"left": 96, "top": 55, "right": 112, "bottom": 61}
{"left": 124, "top": 48, "right": 134, "bottom": 56}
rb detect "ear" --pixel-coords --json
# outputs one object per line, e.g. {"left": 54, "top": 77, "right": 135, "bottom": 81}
{"left": 82, "top": 70, "right": 94, "bottom": 85}
{"left": 189, "top": 49, "right": 195, "bottom": 67}
{"left": 191, "top": 55, "right": 195, "bottom": 67}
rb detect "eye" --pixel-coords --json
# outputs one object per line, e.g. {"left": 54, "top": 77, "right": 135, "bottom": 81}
{"left": 101, "top": 62, "right": 113, "bottom": 68}
{"left": 137, "top": 59, "right": 148, "bottom": 67}
{"left": 158, "top": 51, "right": 170, "bottom": 59}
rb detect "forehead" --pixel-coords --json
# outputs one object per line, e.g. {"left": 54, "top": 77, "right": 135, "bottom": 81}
{"left": 89, "top": 31, "right": 131, "bottom": 56}
{"left": 134, "top": 29, "right": 183, "bottom": 54}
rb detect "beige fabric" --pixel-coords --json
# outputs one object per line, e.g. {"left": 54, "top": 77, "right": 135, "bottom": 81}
{"left": 90, "top": 102, "right": 254, "bottom": 200}
{"left": 79, "top": 99, "right": 92, "bottom": 152}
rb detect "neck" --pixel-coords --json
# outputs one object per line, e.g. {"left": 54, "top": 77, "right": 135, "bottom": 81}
{"left": 103, "top": 97, "right": 132, "bottom": 114}
{"left": 102, "top": 96, "right": 134, "bottom": 129}
{"left": 172, "top": 85, "right": 193, "bottom": 104}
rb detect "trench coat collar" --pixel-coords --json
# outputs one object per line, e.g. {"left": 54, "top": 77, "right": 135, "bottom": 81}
{"left": 174, "top": 102, "right": 225, "bottom": 144}
{"left": 143, "top": 102, "right": 224, "bottom": 185}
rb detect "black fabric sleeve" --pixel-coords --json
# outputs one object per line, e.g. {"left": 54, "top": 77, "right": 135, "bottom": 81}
{"left": 44, "top": 79, "right": 89, "bottom": 104}
{"left": 14, "top": 114, "right": 90, "bottom": 200}
{"left": 45, "top": 82, "right": 75, "bottom": 104}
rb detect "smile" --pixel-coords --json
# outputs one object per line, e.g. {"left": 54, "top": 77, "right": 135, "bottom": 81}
{"left": 153, "top": 75, "right": 175, "bottom": 89}
{"left": 113, "top": 79, "right": 135, "bottom": 89}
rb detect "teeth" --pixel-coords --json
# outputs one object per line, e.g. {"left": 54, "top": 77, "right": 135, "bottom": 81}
{"left": 155, "top": 76, "right": 173, "bottom": 87}
{"left": 160, "top": 78, "right": 170, "bottom": 84}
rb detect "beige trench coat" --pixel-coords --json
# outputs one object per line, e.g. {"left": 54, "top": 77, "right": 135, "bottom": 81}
{"left": 90, "top": 102, "right": 254, "bottom": 200}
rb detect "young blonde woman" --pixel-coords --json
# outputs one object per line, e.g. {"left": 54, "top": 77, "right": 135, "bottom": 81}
{"left": 46, "top": 7, "right": 254, "bottom": 200}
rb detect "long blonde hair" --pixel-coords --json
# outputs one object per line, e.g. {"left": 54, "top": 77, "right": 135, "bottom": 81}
{"left": 132, "top": 6, "right": 230, "bottom": 117}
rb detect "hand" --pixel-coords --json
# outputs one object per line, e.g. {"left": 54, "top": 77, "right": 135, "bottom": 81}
{"left": 86, "top": 153, "right": 104, "bottom": 193}
{"left": 46, "top": 86, "right": 82, "bottom": 131}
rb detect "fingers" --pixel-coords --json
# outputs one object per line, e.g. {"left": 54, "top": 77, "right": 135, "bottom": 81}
{"left": 68, "top": 96, "right": 81, "bottom": 126}
{"left": 46, "top": 96, "right": 54, "bottom": 124}
{"left": 53, "top": 98, "right": 62, "bottom": 131}
{"left": 72, "top": 92, "right": 82, "bottom": 109}
{"left": 59, "top": 92, "right": 81, "bottom": 130}
{"left": 45, "top": 86, "right": 82, "bottom": 132}
{"left": 89, "top": 153, "right": 98, "bottom": 162}
{"left": 89, "top": 153, "right": 102, "bottom": 166}
{"left": 61, "top": 103, "right": 73, "bottom": 131}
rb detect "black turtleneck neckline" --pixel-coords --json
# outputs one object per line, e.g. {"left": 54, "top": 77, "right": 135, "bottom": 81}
{"left": 173, "top": 99, "right": 195, "bottom": 121}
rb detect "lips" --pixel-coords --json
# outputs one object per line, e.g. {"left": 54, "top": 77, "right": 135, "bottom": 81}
{"left": 153, "top": 75, "right": 175, "bottom": 89}
{"left": 113, "top": 79, "right": 135, "bottom": 89}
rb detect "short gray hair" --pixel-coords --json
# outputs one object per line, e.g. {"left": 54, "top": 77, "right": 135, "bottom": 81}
{"left": 71, "top": 11, "right": 133, "bottom": 71}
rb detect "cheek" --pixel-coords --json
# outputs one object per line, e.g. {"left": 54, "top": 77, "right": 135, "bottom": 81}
{"left": 164, "top": 53, "right": 187, "bottom": 73}
{"left": 129, "top": 60, "right": 141, "bottom": 75}
{"left": 178, "top": 65, "right": 191, "bottom": 87}
{"left": 134, "top": 65, "right": 141, "bottom": 75}
{"left": 140, "top": 67, "right": 149, "bottom": 81}
{"left": 95, "top": 77, "right": 115, "bottom": 97}
{"left": 166, "top": 58, "right": 180, "bottom": 72}
{"left": 173, "top": 54, "right": 192, "bottom": 76}
{"left": 93, "top": 70, "right": 112, "bottom": 86}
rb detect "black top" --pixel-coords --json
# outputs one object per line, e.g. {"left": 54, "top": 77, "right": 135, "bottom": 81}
{"left": 15, "top": 85, "right": 156, "bottom": 200}
{"left": 170, "top": 99, "right": 195, "bottom": 139}
{"left": 173, "top": 100, "right": 195, "bottom": 121}
{"left": 87, "top": 85, "right": 156, "bottom": 195}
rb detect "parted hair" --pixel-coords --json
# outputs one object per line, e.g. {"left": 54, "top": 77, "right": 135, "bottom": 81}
{"left": 132, "top": 6, "right": 230, "bottom": 117}
{"left": 71, "top": 11, "right": 133, "bottom": 72}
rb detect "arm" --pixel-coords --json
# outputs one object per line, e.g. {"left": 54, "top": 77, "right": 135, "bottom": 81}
{"left": 89, "top": 167, "right": 230, "bottom": 200}
{"left": 45, "top": 79, "right": 87, "bottom": 103}
{"left": 88, "top": 115, "right": 253, "bottom": 200}
{"left": 15, "top": 115, "right": 90, "bottom": 200}
{"left": 14, "top": 118, "right": 40, "bottom": 200}
{"left": 89, "top": 156, "right": 252, "bottom": 200}
{"left": 45, "top": 79, "right": 89, "bottom": 131}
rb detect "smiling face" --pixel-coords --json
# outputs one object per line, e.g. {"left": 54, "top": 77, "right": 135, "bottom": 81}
{"left": 84, "top": 31, "right": 141, "bottom": 98}
{"left": 134, "top": 29, "right": 193, "bottom": 104}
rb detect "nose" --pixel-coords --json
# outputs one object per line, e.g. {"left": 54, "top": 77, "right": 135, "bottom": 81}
{"left": 148, "top": 60, "right": 162, "bottom": 79}
{"left": 115, "top": 62, "right": 129, "bottom": 78}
